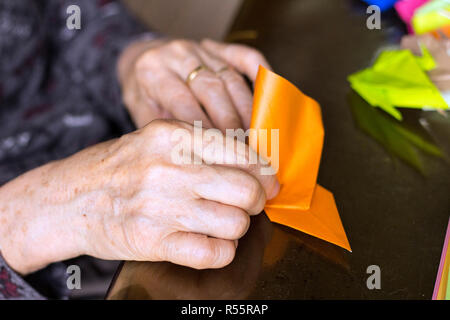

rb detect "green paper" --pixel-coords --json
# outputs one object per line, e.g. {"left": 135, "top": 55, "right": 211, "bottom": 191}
{"left": 348, "top": 48, "right": 448, "bottom": 120}
{"left": 447, "top": 266, "right": 450, "bottom": 300}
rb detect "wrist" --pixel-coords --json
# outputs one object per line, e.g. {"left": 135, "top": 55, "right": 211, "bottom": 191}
{"left": 0, "top": 161, "right": 80, "bottom": 274}
{"left": 0, "top": 142, "right": 116, "bottom": 274}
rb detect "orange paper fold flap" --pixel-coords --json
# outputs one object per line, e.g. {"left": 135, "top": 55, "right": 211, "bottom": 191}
{"left": 250, "top": 66, "right": 351, "bottom": 251}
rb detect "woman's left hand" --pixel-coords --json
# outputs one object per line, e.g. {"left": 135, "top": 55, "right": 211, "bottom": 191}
{"left": 117, "top": 38, "right": 271, "bottom": 131}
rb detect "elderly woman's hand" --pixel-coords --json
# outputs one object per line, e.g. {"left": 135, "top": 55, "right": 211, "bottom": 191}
{"left": 108, "top": 213, "right": 273, "bottom": 300}
{"left": 118, "top": 38, "right": 271, "bottom": 130}
{"left": 0, "top": 120, "right": 279, "bottom": 274}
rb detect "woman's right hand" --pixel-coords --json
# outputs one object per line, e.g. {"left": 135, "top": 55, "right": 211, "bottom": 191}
{"left": 0, "top": 119, "right": 279, "bottom": 274}
{"left": 108, "top": 213, "right": 273, "bottom": 300}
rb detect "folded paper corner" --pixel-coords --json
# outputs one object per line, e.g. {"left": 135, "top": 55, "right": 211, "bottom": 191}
{"left": 252, "top": 66, "right": 351, "bottom": 252}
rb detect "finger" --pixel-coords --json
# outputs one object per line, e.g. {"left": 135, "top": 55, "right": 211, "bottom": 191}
{"left": 197, "top": 129, "right": 280, "bottom": 200}
{"left": 201, "top": 38, "right": 271, "bottom": 82}
{"left": 195, "top": 47, "right": 253, "bottom": 129}
{"left": 216, "top": 68, "right": 253, "bottom": 129}
{"left": 163, "top": 43, "right": 243, "bottom": 131}
{"left": 188, "top": 69, "right": 243, "bottom": 132}
{"left": 191, "top": 165, "right": 267, "bottom": 215}
{"left": 183, "top": 199, "right": 250, "bottom": 239}
{"left": 159, "top": 231, "right": 236, "bottom": 269}
{"left": 173, "top": 123, "right": 280, "bottom": 200}
{"left": 137, "top": 68, "right": 212, "bottom": 127}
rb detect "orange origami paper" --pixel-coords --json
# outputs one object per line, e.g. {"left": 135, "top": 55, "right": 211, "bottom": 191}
{"left": 250, "top": 66, "right": 351, "bottom": 252}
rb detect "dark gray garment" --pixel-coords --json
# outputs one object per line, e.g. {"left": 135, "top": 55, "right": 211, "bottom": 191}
{"left": 0, "top": 0, "right": 158, "bottom": 299}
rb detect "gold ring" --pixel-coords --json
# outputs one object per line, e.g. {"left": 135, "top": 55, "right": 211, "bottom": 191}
{"left": 186, "top": 65, "right": 208, "bottom": 85}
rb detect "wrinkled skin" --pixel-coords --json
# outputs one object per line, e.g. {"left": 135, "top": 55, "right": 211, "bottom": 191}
{"left": 0, "top": 120, "right": 279, "bottom": 274}
{"left": 108, "top": 213, "right": 273, "bottom": 300}
{"left": 0, "top": 38, "right": 278, "bottom": 275}
{"left": 118, "top": 38, "right": 271, "bottom": 130}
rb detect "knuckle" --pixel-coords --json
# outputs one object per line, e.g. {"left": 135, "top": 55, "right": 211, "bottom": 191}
{"left": 240, "top": 176, "right": 263, "bottom": 208}
{"left": 145, "top": 119, "right": 173, "bottom": 139}
{"left": 134, "top": 67, "right": 150, "bottom": 83}
{"left": 245, "top": 48, "right": 265, "bottom": 64}
{"left": 145, "top": 119, "right": 189, "bottom": 140}
{"left": 224, "top": 70, "right": 244, "bottom": 85}
{"left": 193, "top": 240, "right": 235, "bottom": 269}
{"left": 229, "top": 211, "right": 250, "bottom": 239}
{"left": 193, "top": 241, "right": 218, "bottom": 268}
{"left": 144, "top": 161, "right": 180, "bottom": 183}
{"left": 143, "top": 162, "right": 168, "bottom": 183}
{"left": 194, "top": 163, "right": 217, "bottom": 177}
{"left": 215, "top": 241, "right": 236, "bottom": 268}
{"left": 169, "top": 39, "right": 193, "bottom": 53}
{"left": 200, "top": 74, "right": 225, "bottom": 91}
{"left": 136, "top": 50, "right": 160, "bottom": 69}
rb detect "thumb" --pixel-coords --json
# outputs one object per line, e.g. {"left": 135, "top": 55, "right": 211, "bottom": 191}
{"left": 159, "top": 232, "right": 237, "bottom": 269}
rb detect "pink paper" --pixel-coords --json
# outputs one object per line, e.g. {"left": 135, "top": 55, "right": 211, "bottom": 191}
{"left": 395, "top": 0, "right": 429, "bottom": 33}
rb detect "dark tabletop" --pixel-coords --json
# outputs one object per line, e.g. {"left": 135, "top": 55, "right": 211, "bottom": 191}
{"left": 107, "top": 0, "right": 450, "bottom": 299}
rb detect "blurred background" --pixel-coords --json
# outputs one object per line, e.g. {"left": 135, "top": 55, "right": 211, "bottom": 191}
{"left": 122, "top": 0, "right": 244, "bottom": 40}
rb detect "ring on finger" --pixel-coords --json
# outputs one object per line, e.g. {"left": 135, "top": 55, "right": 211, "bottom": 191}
{"left": 186, "top": 65, "right": 210, "bottom": 85}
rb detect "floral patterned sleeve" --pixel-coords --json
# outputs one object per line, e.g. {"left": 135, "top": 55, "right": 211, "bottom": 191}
{"left": 44, "top": 0, "right": 161, "bottom": 130}
{"left": 0, "top": 0, "right": 161, "bottom": 186}
{"left": 0, "top": 0, "right": 160, "bottom": 299}
{"left": 0, "top": 252, "right": 44, "bottom": 300}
